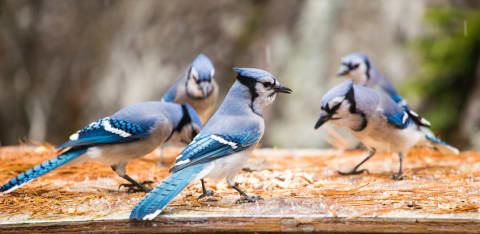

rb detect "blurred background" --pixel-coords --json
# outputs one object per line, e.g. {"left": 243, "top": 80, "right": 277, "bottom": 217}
{"left": 0, "top": 0, "right": 479, "bottom": 150}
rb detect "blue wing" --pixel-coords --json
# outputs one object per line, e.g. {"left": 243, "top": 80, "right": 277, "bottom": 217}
{"left": 162, "top": 82, "right": 179, "bottom": 102}
{"left": 169, "top": 133, "right": 259, "bottom": 173}
{"left": 57, "top": 117, "right": 151, "bottom": 149}
{"left": 383, "top": 109, "right": 411, "bottom": 129}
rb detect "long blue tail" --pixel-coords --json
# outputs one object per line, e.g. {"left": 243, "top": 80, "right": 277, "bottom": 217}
{"left": 130, "top": 164, "right": 205, "bottom": 220}
{"left": 425, "top": 135, "right": 459, "bottom": 155}
{"left": 0, "top": 147, "right": 88, "bottom": 193}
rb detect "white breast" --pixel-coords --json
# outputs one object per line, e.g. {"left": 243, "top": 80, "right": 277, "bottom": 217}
{"left": 196, "top": 148, "right": 255, "bottom": 184}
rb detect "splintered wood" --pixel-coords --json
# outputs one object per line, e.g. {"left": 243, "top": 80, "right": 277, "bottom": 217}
{"left": 0, "top": 145, "right": 480, "bottom": 224}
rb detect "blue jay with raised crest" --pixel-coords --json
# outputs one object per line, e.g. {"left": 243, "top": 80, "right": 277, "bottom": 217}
{"left": 162, "top": 53, "right": 218, "bottom": 124}
{"left": 130, "top": 67, "right": 292, "bottom": 220}
{"left": 314, "top": 80, "right": 458, "bottom": 180}
{"left": 336, "top": 53, "right": 431, "bottom": 128}
{"left": 0, "top": 102, "right": 202, "bottom": 193}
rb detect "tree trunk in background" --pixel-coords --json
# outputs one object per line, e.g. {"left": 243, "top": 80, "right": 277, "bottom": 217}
{"left": 0, "top": 0, "right": 476, "bottom": 149}
{"left": 460, "top": 59, "right": 480, "bottom": 149}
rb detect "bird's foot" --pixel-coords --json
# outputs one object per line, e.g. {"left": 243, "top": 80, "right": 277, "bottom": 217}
{"left": 157, "top": 162, "right": 172, "bottom": 167}
{"left": 235, "top": 195, "right": 263, "bottom": 204}
{"left": 337, "top": 169, "right": 369, "bottom": 176}
{"left": 392, "top": 174, "right": 404, "bottom": 180}
{"left": 198, "top": 189, "right": 214, "bottom": 200}
{"left": 119, "top": 180, "right": 153, "bottom": 193}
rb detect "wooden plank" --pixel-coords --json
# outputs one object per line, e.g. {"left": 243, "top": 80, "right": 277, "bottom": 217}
{"left": 0, "top": 146, "right": 479, "bottom": 232}
{"left": 2, "top": 217, "right": 480, "bottom": 233}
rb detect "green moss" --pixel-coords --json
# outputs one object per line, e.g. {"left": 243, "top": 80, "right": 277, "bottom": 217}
{"left": 407, "top": 7, "right": 480, "bottom": 143}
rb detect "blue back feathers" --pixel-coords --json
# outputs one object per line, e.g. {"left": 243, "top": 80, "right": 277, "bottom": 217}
{"left": 192, "top": 54, "right": 214, "bottom": 81}
{"left": 184, "top": 104, "right": 202, "bottom": 129}
{"left": 234, "top": 67, "right": 274, "bottom": 81}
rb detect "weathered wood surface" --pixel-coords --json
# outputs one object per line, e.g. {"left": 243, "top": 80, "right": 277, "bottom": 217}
{"left": 0, "top": 146, "right": 479, "bottom": 233}
{"left": 2, "top": 217, "right": 480, "bottom": 233}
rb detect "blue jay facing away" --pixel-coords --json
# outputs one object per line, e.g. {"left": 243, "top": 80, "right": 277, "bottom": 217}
{"left": 162, "top": 53, "right": 218, "bottom": 124}
{"left": 314, "top": 80, "right": 459, "bottom": 180}
{"left": 0, "top": 102, "right": 202, "bottom": 194}
{"left": 130, "top": 68, "right": 292, "bottom": 220}
{"left": 336, "top": 53, "right": 431, "bottom": 128}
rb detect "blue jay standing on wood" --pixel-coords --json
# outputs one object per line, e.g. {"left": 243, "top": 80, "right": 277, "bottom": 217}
{"left": 130, "top": 68, "right": 292, "bottom": 220}
{"left": 336, "top": 53, "right": 431, "bottom": 128}
{"left": 314, "top": 80, "right": 458, "bottom": 180}
{"left": 0, "top": 102, "right": 202, "bottom": 193}
{"left": 162, "top": 54, "right": 218, "bottom": 124}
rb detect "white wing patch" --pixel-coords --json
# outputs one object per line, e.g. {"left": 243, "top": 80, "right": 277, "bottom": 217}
{"left": 402, "top": 112, "right": 408, "bottom": 124}
{"left": 211, "top": 135, "right": 238, "bottom": 149}
{"left": 175, "top": 159, "right": 190, "bottom": 166}
{"left": 69, "top": 132, "right": 79, "bottom": 141}
{"left": 103, "top": 119, "right": 132, "bottom": 137}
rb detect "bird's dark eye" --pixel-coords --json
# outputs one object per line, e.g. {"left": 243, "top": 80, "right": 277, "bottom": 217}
{"left": 350, "top": 63, "right": 360, "bottom": 69}
{"left": 263, "top": 82, "right": 274, "bottom": 88}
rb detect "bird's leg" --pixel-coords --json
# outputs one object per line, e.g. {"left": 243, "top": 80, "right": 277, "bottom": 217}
{"left": 338, "top": 149, "right": 376, "bottom": 176}
{"left": 112, "top": 165, "right": 153, "bottom": 193}
{"left": 198, "top": 179, "right": 214, "bottom": 199}
{"left": 157, "top": 145, "right": 170, "bottom": 167}
{"left": 230, "top": 184, "right": 263, "bottom": 204}
{"left": 392, "top": 152, "right": 404, "bottom": 180}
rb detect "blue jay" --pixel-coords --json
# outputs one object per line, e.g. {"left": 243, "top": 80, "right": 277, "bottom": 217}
{"left": 314, "top": 80, "right": 458, "bottom": 180}
{"left": 336, "top": 53, "right": 431, "bottom": 128}
{"left": 0, "top": 102, "right": 202, "bottom": 193}
{"left": 130, "top": 67, "right": 292, "bottom": 220}
{"left": 162, "top": 53, "right": 218, "bottom": 124}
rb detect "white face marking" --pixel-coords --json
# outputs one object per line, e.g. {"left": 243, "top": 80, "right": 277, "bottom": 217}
{"left": 190, "top": 67, "right": 199, "bottom": 81}
{"left": 211, "top": 135, "right": 238, "bottom": 149}
{"left": 210, "top": 68, "right": 215, "bottom": 78}
{"left": 143, "top": 209, "right": 163, "bottom": 220}
{"left": 328, "top": 96, "right": 345, "bottom": 109}
{"left": 103, "top": 120, "right": 131, "bottom": 137}
{"left": 345, "top": 57, "right": 368, "bottom": 85}
{"left": 399, "top": 100, "right": 408, "bottom": 106}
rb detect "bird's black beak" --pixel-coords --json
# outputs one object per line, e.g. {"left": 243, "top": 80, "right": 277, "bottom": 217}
{"left": 336, "top": 64, "right": 350, "bottom": 76}
{"left": 314, "top": 112, "right": 330, "bottom": 129}
{"left": 274, "top": 84, "right": 293, "bottom": 94}
{"left": 200, "top": 83, "right": 209, "bottom": 98}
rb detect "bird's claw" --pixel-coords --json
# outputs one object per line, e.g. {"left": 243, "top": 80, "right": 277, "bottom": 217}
{"left": 392, "top": 174, "right": 404, "bottom": 180}
{"left": 198, "top": 189, "right": 214, "bottom": 200}
{"left": 119, "top": 180, "right": 153, "bottom": 193}
{"left": 337, "top": 169, "right": 369, "bottom": 176}
{"left": 235, "top": 195, "right": 263, "bottom": 204}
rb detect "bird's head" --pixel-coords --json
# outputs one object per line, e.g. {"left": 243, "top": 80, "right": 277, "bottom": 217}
{"left": 173, "top": 104, "right": 202, "bottom": 145}
{"left": 186, "top": 54, "right": 216, "bottom": 99}
{"left": 336, "top": 53, "right": 371, "bottom": 85}
{"left": 234, "top": 67, "right": 292, "bottom": 111}
{"left": 315, "top": 80, "right": 357, "bottom": 129}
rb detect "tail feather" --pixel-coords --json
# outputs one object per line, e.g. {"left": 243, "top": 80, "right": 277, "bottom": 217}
{"left": 0, "top": 148, "right": 88, "bottom": 193}
{"left": 425, "top": 135, "right": 459, "bottom": 155}
{"left": 130, "top": 164, "right": 205, "bottom": 220}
